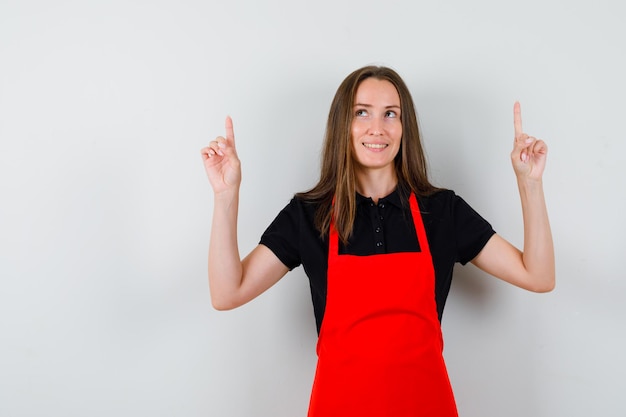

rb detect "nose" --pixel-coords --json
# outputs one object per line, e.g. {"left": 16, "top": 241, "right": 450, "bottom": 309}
{"left": 368, "top": 117, "right": 383, "bottom": 136}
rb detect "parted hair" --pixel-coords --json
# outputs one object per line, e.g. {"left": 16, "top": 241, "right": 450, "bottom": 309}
{"left": 296, "top": 65, "right": 439, "bottom": 244}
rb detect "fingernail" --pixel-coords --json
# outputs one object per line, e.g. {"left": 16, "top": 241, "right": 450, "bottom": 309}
{"left": 217, "top": 150, "right": 224, "bottom": 156}
{"left": 218, "top": 142, "right": 226, "bottom": 148}
{"left": 525, "top": 138, "right": 533, "bottom": 143}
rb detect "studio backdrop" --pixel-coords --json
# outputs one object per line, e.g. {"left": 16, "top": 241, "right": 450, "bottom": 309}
{"left": 1, "top": 1, "right": 624, "bottom": 416}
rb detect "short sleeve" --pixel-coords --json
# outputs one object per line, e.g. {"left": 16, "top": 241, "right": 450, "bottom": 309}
{"left": 260, "top": 198, "right": 302, "bottom": 270}
{"left": 453, "top": 195, "right": 496, "bottom": 265}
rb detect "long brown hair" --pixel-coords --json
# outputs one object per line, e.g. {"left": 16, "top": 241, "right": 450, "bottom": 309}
{"left": 296, "top": 65, "right": 439, "bottom": 243}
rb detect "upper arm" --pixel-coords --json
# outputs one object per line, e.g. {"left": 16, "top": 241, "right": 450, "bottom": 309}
{"left": 216, "top": 244, "right": 290, "bottom": 310}
{"left": 470, "top": 234, "right": 549, "bottom": 292}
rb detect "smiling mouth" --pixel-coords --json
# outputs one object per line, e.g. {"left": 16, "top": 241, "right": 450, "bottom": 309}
{"left": 363, "top": 143, "right": 388, "bottom": 149}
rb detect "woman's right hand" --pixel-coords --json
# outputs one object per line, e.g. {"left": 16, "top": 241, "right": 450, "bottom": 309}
{"left": 201, "top": 116, "right": 242, "bottom": 195}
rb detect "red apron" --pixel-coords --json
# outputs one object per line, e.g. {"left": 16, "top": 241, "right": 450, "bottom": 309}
{"left": 307, "top": 193, "right": 458, "bottom": 417}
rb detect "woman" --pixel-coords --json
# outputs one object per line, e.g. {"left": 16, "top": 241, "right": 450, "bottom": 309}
{"left": 201, "top": 66, "right": 554, "bottom": 416}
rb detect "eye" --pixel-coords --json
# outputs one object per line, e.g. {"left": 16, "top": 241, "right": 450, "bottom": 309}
{"left": 385, "top": 110, "right": 398, "bottom": 118}
{"left": 355, "top": 109, "right": 368, "bottom": 117}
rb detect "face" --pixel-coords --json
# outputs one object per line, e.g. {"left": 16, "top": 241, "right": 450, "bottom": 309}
{"left": 351, "top": 78, "right": 402, "bottom": 175}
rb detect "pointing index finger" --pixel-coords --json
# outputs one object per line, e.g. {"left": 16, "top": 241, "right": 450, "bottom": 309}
{"left": 513, "top": 101, "right": 523, "bottom": 137}
{"left": 225, "top": 116, "right": 235, "bottom": 142}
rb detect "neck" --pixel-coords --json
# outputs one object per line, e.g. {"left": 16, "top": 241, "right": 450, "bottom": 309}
{"left": 354, "top": 168, "right": 398, "bottom": 204}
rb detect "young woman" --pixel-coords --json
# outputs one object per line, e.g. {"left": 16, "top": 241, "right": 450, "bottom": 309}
{"left": 201, "top": 66, "right": 554, "bottom": 417}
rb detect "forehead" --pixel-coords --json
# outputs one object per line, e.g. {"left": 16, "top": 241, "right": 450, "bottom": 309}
{"left": 354, "top": 78, "right": 400, "bottom": 105}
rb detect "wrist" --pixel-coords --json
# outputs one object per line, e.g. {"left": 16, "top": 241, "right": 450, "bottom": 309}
{"left": 213, "top": 187, "right": 240, "bottom": 204}
{"left": 516, "top": 177, "right": 545, "bottom": 203}
{"left": 516, "top": 175, "right": 543, "bottom": 189}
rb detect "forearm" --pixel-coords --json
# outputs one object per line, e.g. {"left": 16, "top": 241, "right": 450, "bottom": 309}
{"left": 474, "top": 102, "right": 555, "bottom": 292}
{"left": 517, "top": 177, "right": 555, "bottom": 291}
{"left": 208, "top": 189, "right": 244, "bottom": 309}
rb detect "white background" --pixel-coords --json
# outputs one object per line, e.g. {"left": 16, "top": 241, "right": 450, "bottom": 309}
{"left": 1, "top": 0, "right": 625, "bottom": 416}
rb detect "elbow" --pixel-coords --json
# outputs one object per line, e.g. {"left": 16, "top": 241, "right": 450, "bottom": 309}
{"left": 211, "top": 296, "right": 238, "bottom": 311}
{"left": 210, "top": 288, "right": 245, "bottom": 311}
{"left": 529, "top": 274, "right": 556, "bottom": 293}
{"left": 208, "top": 272, "right": 244, "bottom": 311}
{"left": 211, "top": 300, "right": 228, "bottom": 311}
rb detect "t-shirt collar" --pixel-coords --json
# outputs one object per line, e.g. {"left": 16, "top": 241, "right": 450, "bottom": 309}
{"left": 355, "top": 187, "right": 404, "bottom": 209}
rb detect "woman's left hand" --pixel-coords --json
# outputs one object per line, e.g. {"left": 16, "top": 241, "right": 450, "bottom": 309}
{"left": 511, "top": 102, "right": 548, "bottom": 181}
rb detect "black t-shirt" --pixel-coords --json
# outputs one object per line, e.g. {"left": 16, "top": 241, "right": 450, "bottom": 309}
{"left": 260, "top": 188, "right": 495, "bottom": 333}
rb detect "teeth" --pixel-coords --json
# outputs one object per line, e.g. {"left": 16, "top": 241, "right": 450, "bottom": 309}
{"left": 363, "top": 143, "right": 387, "bottom": 149}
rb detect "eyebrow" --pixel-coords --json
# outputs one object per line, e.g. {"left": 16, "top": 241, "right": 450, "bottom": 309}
{"left": 353, "top": 103, "right": 401, "bottom": 109}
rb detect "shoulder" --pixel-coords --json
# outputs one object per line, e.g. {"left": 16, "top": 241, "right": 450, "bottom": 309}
{"left": 418, "top": 188, "right": 456, "bottom": 205}
{"left": 423, "top": 190, "right": 495, "bottom": 264}
{"left": 417, "top": 189, "right": 460, "bottom": 219}
{"left": 261, "top": 195, "right": 326, "bottom": 270}
{"left": 267, "top": 194, "right": 318, "bottom": 216}
{"left": 284, "top": 194, "right": 321, "bottom": 220}
{"left": 418, "top": 189, "right": 484, "bottom": 217}
{"left": 264, "top": 195, "right": 321, "bottom": 239}
{"left": 418, "top": 189, "right": 494, "bottom": 246}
